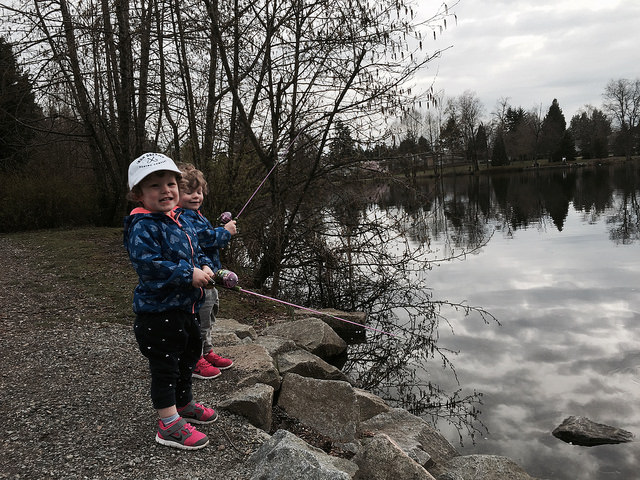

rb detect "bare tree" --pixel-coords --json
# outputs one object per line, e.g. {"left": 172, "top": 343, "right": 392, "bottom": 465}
{"left": 603, "top": 78, "right": 640, "bottom": 160}
{"left": 457, "top": 90, "right": 483, "bottom": 170}
{"left": 2, "top": 0, "right": 460, "bottom": 284}
{"left": 491, "top": 96, "right": 511, "bottom": 131}
{"left": 442, "top": 90, "right": 483, "bottom": 170}
{"left": 202, "top": 0, "right": 459, "bottom": 290}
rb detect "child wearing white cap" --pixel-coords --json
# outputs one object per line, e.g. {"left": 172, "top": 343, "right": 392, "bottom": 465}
{"left": 123, "top": 152, "right": 218, "bottom": 450}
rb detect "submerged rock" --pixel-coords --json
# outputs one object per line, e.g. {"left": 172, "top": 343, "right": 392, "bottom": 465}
{"left": 437, "top": 455, "right": 538, "bottom": 480}
{"left": 552, "top": 416, "right": 634, "bottom": 446}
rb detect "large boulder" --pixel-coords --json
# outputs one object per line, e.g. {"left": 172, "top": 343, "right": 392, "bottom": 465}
{"left": 221, "top": 343, "right": 281, "bottom": 390}
{"left": 262, "top": 318, "right": 347, "bottom": 359}
{"left": 277, "top": 373, "right": 359, "bottom": 443}
{"left": 359, "top": 408, "right": 459, "bottom": 475}
{"left": 437, "top": 455, "right": 538, "bottom": 480}
{"left": 552, "top": 416, "right": 635, "bottom": 446}
{"left": 293, "top": 309, "right": 369, "bottom": 338}
{"left": 275, "top": 348, "right": 351, "bottom": 383}
{"left": 256, "top": 335, "right": 299, "bottom": 357}
{"left": 218, "top": 383, "right": 274, "bottom": 431}
{"left": 246, "top": 429, "right": 358, "bottom": 480}
{"left": 213, "top": 317, "right": 258, "bottom": 341}
{"left": 353, "top": 433, "right": 436, "bottom": 480}
{"left": 354, "top": 387, "right": 390, "bottom": 422}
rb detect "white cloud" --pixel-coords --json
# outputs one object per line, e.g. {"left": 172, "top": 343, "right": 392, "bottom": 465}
{"left": 416, "top": 0, "right": 640, "bottom": 120}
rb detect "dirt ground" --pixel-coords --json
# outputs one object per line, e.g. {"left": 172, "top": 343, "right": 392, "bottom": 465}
{"left": 0, "top": 235, "right": 267, "bottom": 479}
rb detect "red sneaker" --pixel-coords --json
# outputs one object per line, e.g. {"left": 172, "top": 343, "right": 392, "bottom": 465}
{"left": 178, "top": 401, "right": 218, "bottom": 425}
{"left": 155, "top": 418, "right": 209, "bottom": 450}
{"left": 203, "top": 350, "right": 234, "bottom": 370}
{"left": 193, "top": 356, "right": 221, "bottom": 379}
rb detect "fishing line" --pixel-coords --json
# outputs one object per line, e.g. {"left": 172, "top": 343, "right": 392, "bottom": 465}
{"left": 209, "top": 270, "right": 398, "bottom": 338}
{"left": 211, "top": 130, "right": 402, "bottom": 340}
{"left": 236, "top": 287, "right": 399, "bottom": 338}
{"left": 227, "top": 130, "right": 306, "bottom": 222}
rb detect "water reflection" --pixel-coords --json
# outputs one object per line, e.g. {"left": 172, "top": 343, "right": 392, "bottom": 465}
{"left": 376, "top": 161, "right": 640, "bottom": 250}
{"left": 346, "top": 160, "right": 640, "bottom": 480}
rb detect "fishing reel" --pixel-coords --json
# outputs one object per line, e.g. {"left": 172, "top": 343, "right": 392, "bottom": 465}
{"left": 207, "top": 268, "right": 239, "bottom": 289}
{"left": 218, "top": 211, "right": 234, "bottom": 226}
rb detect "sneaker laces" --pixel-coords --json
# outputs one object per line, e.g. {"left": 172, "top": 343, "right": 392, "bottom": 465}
{"left": 181, "top": 421, "right": 197, "bottom": 435}
{"left": 192, "top": 402, "right": 214, "bottom": 418}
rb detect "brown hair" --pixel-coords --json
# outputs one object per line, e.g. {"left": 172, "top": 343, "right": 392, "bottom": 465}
{"left": 177, "top": 163, "right": 209, "bottom": 195}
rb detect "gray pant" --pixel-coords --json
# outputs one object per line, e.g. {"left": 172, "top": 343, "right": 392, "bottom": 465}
{"left": 199, "top": 287, "right": 219, "bottom": 355}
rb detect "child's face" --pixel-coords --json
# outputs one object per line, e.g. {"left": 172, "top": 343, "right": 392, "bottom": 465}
{"left": 136, "top": 171, "right": 180, "bottom": 213}
{"left": 179, "top": 185, "right": 204, "bottom": 211}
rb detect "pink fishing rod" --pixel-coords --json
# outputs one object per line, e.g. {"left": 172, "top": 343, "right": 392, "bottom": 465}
{"left": 210, "top": 270, "right": 398, "bottom": 338}
{"left": 219, "top": 130, "right": 305, "bottom": 224}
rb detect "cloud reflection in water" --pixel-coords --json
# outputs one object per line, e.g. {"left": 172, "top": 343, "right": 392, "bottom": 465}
{"left": 426, "top": 206, "right": 640, "bottom": 480}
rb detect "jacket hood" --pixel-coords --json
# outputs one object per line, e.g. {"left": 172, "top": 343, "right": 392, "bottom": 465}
{"left": 123, "top": 208, "right": 180, "bottom": 249}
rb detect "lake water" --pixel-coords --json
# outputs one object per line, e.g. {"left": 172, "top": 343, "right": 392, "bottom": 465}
{"left": 360, "top": 162, "right": 640, "bottom": 479}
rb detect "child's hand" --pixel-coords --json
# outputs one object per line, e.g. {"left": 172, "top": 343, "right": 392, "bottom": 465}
{"left": 224, "top": 220, "right": 237, "bottom": 235}
{"left": 192, "top": 267, "right": 212, "bottom": 288}
{"left": 202, "top": 265, "right": 214, "bottom": 277}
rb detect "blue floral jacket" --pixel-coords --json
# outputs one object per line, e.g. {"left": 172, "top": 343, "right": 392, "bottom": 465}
{"left": 123, "top": 207, "right": 213, "bottom": 314}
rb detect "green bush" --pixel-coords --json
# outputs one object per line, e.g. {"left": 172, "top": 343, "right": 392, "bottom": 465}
{"left": 0, "top": 170, "right": 99, "bottom": 232}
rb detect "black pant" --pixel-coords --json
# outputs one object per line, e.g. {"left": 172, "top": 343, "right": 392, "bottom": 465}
{"left": 134, "top": 310, "right": 201, "bottom": 410}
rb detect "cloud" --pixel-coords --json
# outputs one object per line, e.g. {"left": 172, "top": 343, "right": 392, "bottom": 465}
{"left": 418, "top": 0, "right": 640, "bottom": 119}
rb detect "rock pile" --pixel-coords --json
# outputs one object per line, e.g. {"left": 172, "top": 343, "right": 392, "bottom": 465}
{"left": 209, "top": 315, "right": 540, "bottom": 480}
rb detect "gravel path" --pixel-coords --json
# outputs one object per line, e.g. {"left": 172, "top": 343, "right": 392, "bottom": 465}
{"left": 0, "top": 236, "right": 266, "bottom": 479}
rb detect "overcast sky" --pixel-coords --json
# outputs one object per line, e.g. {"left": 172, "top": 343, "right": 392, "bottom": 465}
{"left": 416, "top": 0, "right": 640, "bottom": 122}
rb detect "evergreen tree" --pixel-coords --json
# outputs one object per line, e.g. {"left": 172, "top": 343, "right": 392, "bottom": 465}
{"left": 0, "top": 37, "right": 41, "bottom": 168}
{"left": 560, "top": 130, "right": 577, "bottom": 161}
{"left": 475, "top": 124, "right": 489, "bottom": 166}
{"left": 540, "top": 99, "right": 566, "bottom": 162}
{"left": 504, "top": 106, "right": 536, "bottom": 162}
{"left": 328, "top": 120, "right": 357, "bottom": 166}
{"left": 417, "top": 135, "right": 431, "bottom": 153}
{"left": 439, "top": 116, "right": 463, "bottom": 156}
{"left": 491, "top": 129, "right": 509, "bottom": 166}
{"left": 569, "top": 107, "right": 611, "bottom": 159}
{"left": 505, "top": 107, "right": 526, "bottom": 133}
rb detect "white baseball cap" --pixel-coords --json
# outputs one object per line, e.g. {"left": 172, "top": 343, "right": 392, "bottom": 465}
{"left": 128, "top": 152, "right": 182, "bottom": 189}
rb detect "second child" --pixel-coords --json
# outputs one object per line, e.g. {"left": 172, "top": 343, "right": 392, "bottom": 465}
{"left": 177, "top": 163, "right": 236, "bottom": 380}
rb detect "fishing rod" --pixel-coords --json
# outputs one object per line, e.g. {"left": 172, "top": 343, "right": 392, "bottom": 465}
{"left": 218, "top": 130, "right": 305, "bottom": 225}
{"left": 209, "top": 132, "right": 401, "bottom": 338}
{"left": 209, "top": 269, "right": 398, "bottom": 338}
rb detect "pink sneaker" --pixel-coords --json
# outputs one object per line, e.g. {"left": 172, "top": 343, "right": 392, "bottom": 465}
{"left": 178, "top": 401, "right": 218, "bottom": 424}
{"left": 193, "top": 356, "right": 221, "bottom": 379}
{"left": 155, "top": 418, "right": 209, "bottom": 450}
{"left": 203, "top": 350, "right": 234, "bottom": 370}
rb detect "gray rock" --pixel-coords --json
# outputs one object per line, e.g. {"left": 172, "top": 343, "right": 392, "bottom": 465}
{"left": 219, "top": 383, "right": 274, "bottom": 431}
{"left": 275, "top": 348, "right": 351, "bottom": 382}
{"left": 214, "top": 317, "right": 258, "bottom": 340}
{"left": 247, "top": 429, "right": 357, "bottom": 480}
{"left": 354, "top": 387, "right": 390, "bottom": 422}
{"left": 262, "top": 318, "right": 347, "bottom": 359}
{"left": 353, "top": 433, "right": 436, "bottom": 480}
{"left": 210, "top": 331, "right": 243, "bottom": 345}
{"left": 437, "top": 455, "right": 538, "bottom": 480}
{"left": 552, "top": 415, "right": 635, "bottom": 446}
{"left": 360, "top": 408, "right": 459, "bottom": 475}
{"left": 278, "top": 373, "right": 359, "bottom": 443}
{"left": 222, "top": 343, "right": 282, "bottom": 390}
{"left": 256, "top": 335, "right": 299, "bottom": 357}
{"left": 293, "top": 309, "right": 369, "bottom": 337}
